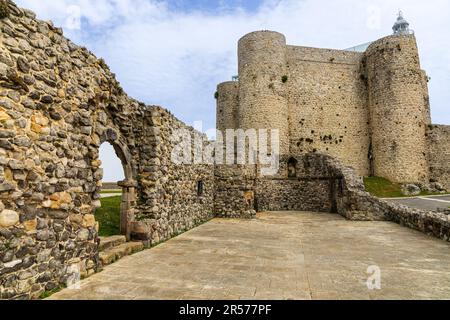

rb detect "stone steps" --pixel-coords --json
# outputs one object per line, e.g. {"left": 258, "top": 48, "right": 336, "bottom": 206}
{"left": 99, "top": 237, "right": 144, "bottom": 267}
{"left": 99, "top": 235, "right": 126, "bottom": 251}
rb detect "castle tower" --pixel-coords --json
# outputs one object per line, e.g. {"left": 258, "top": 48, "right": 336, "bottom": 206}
{"left": 216, "top": 81, "right": 239, "bottom": 132}
{"left": 365, "top": 15, "right": 430, "bottom": 183}
{"left": 237, "top": 31, "right": 289, "bottom": 157}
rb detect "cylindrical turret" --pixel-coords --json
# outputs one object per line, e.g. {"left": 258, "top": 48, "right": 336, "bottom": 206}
{"left": 216, "top": 81, "right": 239, "bottom": 132}
{"left": 237, "top": 31, "right": 289, "bottom": 156}
{"left": 366, "top": 34, "right": 429, "bottom": 183}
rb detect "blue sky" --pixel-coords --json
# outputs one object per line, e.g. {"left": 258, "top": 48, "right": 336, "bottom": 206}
{"left": 15, "top": 0, "right": 450, "bottom": 181}
{"left": 167, "top": 0, "right": 263, "bottom": 12}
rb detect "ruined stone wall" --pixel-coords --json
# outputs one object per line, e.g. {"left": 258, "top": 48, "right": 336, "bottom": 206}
{"left": 0, "top": 1, "right": 214, "bottom": 299}
{"left": 366, "top": 35, "right": 430, "bottom": 184}
{"left": 214, "top": 164, "right": 256, "bottom": 218}
{"left": 333, "top": 156, "right": 450, "bottom": 242}
{"left": 256, "top": 155, "right": 339, "bottom": 212}
{"left": 286, "top": 46, "right": 370, "bottom": 176}
{"left": 132, "top": 107, "right": 214, "bottom": 244}
{"left": 427, "top": 125, "right": 450, "bottom": 190}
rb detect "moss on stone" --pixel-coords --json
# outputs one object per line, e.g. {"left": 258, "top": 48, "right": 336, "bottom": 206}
{"left": 38, "top": 285, "right": 65, "bottom": 300}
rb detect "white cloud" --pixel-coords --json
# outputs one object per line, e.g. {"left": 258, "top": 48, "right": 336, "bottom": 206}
{"left": 14, "top": 0, "right": 450, "bottom": 181}
{"left": 15, "top": 0, "right": 450, "bottom": 125}
{"left": 99, "top": 143, "right": 125, "bottom": 182}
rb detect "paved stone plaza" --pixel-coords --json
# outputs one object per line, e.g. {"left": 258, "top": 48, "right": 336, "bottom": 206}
{"left": 50, "top": 212, "right": 450, "bottom": 300}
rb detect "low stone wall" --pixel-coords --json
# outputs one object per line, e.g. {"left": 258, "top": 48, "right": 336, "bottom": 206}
{"left": 214, "top": 165, "right": 256, "bottom": 218}
{"left": 214, "top": 152, "right": 450, "bottom": 244}
{"left": 327, "top": 155, "right": 450, "bottom": 241}
{"left": 255, "top": 156, "right": 340, "bottom": 212}
{"left": 256, "top": 179, "right": 334, "bottom": 212}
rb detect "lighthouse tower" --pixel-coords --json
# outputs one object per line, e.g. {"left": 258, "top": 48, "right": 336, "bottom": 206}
{"left": 366, "top": 12, "right": 430, "bottom": 183}
{"left": 392, "top": 11, "right": 412, "bottom": 35}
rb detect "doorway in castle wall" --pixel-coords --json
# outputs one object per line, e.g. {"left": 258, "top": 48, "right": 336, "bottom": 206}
{"left": 96, "top": 142, "right": 126, "bottom": 237}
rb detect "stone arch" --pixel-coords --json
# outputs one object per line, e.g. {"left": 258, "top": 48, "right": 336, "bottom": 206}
{"left": 96, "top": 128, "right": 137, "bottom": 240}
{"left": 0, "top": 2, "right": 215, "bottom": 299}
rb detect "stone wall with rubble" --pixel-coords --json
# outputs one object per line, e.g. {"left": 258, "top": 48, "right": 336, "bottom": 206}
{"left": 427, "top": 125, "right": 450, "bottom": 190}
{"left": 255, "top": 156, "right": 339, "bottom": 212}
{"left": 215, "top": 154, "right": 363, "bottom": 217}
{"left": 334, "top": 158, "right": 450, "bottom": 242}
{"left": 131, "top": 107, "right": 214, "bottom": 244}
{"left": 214, "top": 164, "right": 256, "bottom": 219}
{"left": 0, "top": 1, "right": 214, "bottom": 299}
{"left": 215, "top": 151, "right": 450, "bottom": 242}
{"left": 289, "top": 154, "right": 450, "bottom": 242}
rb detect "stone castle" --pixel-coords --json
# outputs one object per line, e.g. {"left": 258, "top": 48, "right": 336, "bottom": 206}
{"left": 0, "top": 1, "right": 449, "bottom": 299}
{"left": 214, "top": 13, "right": 449, "bottom": 218}
{"left": 216, "top": 18, "right": 448, "bottom": 187}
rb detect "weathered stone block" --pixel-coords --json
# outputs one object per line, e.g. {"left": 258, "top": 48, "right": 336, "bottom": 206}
{"left": 82, "top": 214, "right": 96, "bottom": 228}
{"left": 0, "top": 210, "right": 19, "bottom": 227}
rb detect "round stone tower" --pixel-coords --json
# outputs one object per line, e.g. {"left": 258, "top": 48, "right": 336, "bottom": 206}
{"left": 237, "top": 31, "right": 289, "bottom": 156}
{"left": 365, "top": 34, "right": 430, "bottom": 183}
{"left": 216, "top": 81, "right": 239, "bottom": 132}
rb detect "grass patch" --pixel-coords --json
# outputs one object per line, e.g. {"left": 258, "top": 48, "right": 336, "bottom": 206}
{"left": 95, "top": 196, "right": 121, "bottom": 237}
{"left": 364, "top": 177, "right": 404, "bottom": 198}
{"left": 39, "top": 285, "right": 65, "bottom": 299}
{"left": 364, "top": 177, "right": 448, "bottom": 198}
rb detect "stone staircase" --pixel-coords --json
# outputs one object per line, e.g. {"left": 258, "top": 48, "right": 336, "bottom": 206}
{"left": 99, "top": 235, "right": 145, "bottom": 267}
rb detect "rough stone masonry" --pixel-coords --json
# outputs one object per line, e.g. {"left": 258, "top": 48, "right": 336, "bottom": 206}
{"left": 0, "top": 0, "right": 449, "bottom": 300}
{"left": 0, "top": 1, "right": 213, "bottom": 299}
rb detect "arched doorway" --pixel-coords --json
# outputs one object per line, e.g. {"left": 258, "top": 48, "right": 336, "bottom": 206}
{"left": 96, "top": 134, "right": 137, "bottom": 240}
{"left": 288, "top": 157, "right": 298, "bottom": 179}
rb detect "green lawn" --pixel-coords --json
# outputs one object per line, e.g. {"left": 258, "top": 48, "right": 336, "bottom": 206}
{"left": 364, "top": 177, "right": 405, "bottom": 198}
{"left": 364, "top": 177, "right": 447, "bottom": 198}
{"left": 95, "top": 196, "right": 122, "bottom": 237}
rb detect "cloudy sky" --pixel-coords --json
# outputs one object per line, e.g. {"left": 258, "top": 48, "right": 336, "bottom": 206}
{"left": 15, "top": 0, "right": 450, "bottom": 181}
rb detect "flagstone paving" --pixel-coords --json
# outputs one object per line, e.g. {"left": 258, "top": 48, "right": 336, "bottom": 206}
{"left": 49, "top": 212, "right": 450, "bottom": 300}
